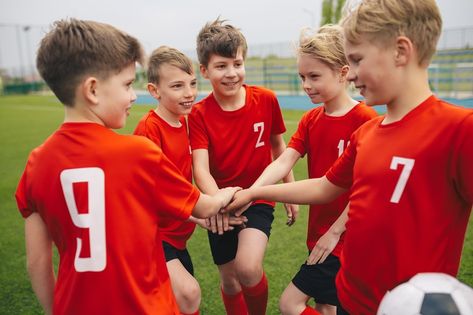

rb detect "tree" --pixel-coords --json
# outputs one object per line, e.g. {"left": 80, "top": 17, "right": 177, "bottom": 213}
{"left": 321, "top": 0, "right": 346, "bottom": 26}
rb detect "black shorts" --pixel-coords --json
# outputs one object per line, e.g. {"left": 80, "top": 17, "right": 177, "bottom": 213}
{"left": 208, "top": 203, "right": 274, "bottom": 265}
{"left": 162, "top": 241, "right": 194, "bottom": 275}
{"left": 291, "top": 253, "right": 341, "bottom": 306}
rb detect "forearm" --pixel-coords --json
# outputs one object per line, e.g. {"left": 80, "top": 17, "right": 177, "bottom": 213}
{"left": 253, "top": 148, "right": 300, "bottom": 187}
{"left": 192, "top": 192, "right": 226, "bottom": 218}
{"left": 327, "top": 204, "right": 349, "bottom": 236}
{"left": 249, "top": 176, "right": 346, "bottom": 205}
{"left": 28, "top": 257, "right": 55, "bottom": 315}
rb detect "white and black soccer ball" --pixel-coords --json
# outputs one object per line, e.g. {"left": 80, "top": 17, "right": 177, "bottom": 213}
{"left": 377, "top": 273, "right": 473, "bottom": 315}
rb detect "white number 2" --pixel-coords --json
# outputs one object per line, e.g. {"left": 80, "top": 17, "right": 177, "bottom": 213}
{"left": 253, "top": 122, "right": 265, "bottom": 148}
{"left": 60, "top": 168, "right": 106, "bottom": 272}
{"left": 389, "top": 157, "right": 415, "bottom": 203}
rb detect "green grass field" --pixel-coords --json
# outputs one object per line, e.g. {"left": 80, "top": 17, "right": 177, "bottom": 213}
{"left": 0, "top": 95, "right": 472, "bottom": 314}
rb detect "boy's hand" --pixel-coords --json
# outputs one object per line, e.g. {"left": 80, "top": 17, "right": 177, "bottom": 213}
{"left": 224, "top": 189, "right": 253, "bottom": 216}
{"left": 194, "top": 218, "right": 211, "bottom": 230}
{"left": 284, "top": 203, "right": 298, "bottom": 226}
{"left": 207, "top": 214, "right": 248, "bottom": 234}
{"left": 306, "top": 229, "right": 341, "bottom": 265}
{"left": 216, "top": 186, "right": 242, "bottom": 209}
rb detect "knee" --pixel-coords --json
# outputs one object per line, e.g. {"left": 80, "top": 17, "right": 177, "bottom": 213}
{"left": 178, "top": 282, "right": 201, "bottom": 311}
{"left": 279, "top": 291, "right": 294, "bottom": 315}
{"left": 235, "top": 263, "right": 262, "bottom": 286}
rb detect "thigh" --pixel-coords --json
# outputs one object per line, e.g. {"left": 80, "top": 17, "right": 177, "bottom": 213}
{"left": 166, "top": 259, "right": 200, "bottom": 296}
{"left": 207, "top": 228, "right": 239, "bottom": 265}
{"left": 291, "top": 254, "right": 341, "bottom": 306}
{"left": 243, "top": 203, "right": 275, "bottom": 238}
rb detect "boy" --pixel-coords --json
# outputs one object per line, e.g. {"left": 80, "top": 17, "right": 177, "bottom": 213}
{"left": 227, "top": 0, "right": 473, "bottom": 313}
{"left": 15, "top": 19, "right": 239, "bottom": 315}
{"left": 134, "top": 46, "right": 246, "bottom": 315}
{"left": 188, "top": 18, "right": 297, "bottom": 315}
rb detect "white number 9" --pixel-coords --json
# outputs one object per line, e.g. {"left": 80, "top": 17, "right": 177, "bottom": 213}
{"left": 60, "top": 168, "right": 106, "bottom": 272}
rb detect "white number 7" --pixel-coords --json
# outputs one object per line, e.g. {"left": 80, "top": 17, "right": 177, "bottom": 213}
{"left": 60, "top": 168, "right": 106, "bottom": 272}
{"left": 389, "top": 157, "right": 415, "bottom": 203}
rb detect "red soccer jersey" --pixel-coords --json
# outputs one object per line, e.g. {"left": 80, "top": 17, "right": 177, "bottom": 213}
{"left": 189, "top": 85, "right": 286, "bottom": 205}
{"left": 16, "top": 123, "right": 200, "bottom": 315}
{"left": 288, "top": 102, "right": 377, "bottom": 257}
{"left": 326, "top": 96, "right": 473, "bottom": 314}
{"left": 134, "top": 110, "right": 195, "bottom": 249}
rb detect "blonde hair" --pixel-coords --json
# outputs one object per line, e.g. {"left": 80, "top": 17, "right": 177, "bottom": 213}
{"left": 196, "top": 17, "right": 248, "bottom": 67}
{"left": 36, "top": 19, "right": 144, "bottom": 106}
{"left": 341, "top": 0, "right": 442, "bottom": 66}
{"left": 147, "top": 46, "right": 194, "bottom": 84}
{"left": 298, "top": 24, "right": 347, "bottom": 70}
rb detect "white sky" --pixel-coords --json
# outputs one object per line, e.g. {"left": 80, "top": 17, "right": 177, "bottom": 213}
{"left": 1, "top": 0, "right": 472, "bottom": 72}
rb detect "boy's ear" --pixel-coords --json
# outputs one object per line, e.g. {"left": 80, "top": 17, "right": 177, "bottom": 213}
{"left": 394, "top": 36, "right": 413, "bottom": 66}
{"left": 147, "top": 83, "right": 160, "bottom": 100}
{"left": 200, "top": 64, "right": 209, "bottom": 79}
{"left": 83, "top": 77, "right": 99, "bottom": 105}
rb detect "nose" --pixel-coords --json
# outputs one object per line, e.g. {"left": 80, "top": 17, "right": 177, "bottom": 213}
{"left": 225, "top": 65, "right": 237, "bottom": 77}
{"left": 301, "top": 78, "right": 311, "bottom": 91}
{"left": 130, "top": 87, "right": 137, "bottom": 102}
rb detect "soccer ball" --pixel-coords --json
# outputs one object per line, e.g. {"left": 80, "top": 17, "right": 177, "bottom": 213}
{"left": 377, "top": 273, "right": 473, "bottom": 315}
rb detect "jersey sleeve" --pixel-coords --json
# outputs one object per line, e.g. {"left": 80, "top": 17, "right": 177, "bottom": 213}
{"left": 133, "top": 116, "right": 162, "bottom": 147}
{"left": 326, "top": 131, "right": 357, "bottom": 188}
{"left": 188, "top": 108, "right": 209, "bottom": 150}
{"left": 451, "top": 113, "right": 473, "bottom": 204}
{"left": 270, "top": 95, "right": 286, "bottom": 135}
{"left": 15, "top": 169, "right": 34, "bottom": 218}
{"left": 288, "top": 111, "right": 310, "bottom": 157}
{"left": 152, "top": 149, "right": 200, "bottom": 220}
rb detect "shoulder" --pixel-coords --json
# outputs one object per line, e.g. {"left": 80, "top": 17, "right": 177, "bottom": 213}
{"left": 247, "top": 85, "right": 278, "bottom": 101}
{"left": 354, "top": 101, "right": 379, "bottom": 118}
{"left": 300, "top": 106, "right": 324, "bottom": 121}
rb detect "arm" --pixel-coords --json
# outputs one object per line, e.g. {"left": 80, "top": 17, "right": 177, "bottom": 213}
{"left": 226, "top": 176, "right": 347, "bottom": 216}
{"left": 25, "top": 213, "right": 55, "bottom": 315}
{"left": 307, "top": 203, "right": 349, "bottom": 265}
{"left": 192, "top": 148, "right": 235, "bottom": 233}
{"left": 268, "top": 134, "right": 300, "bottom": 225}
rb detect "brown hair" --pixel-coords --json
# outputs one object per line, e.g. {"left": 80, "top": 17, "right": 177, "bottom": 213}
{"left": 341, "top": 0, "right": 442, "bottom": 66}
{"left": 147, "top": 46, "right": 194, "bottom": 84}
{"left": 298, "top": 24, "right": 347, "bottom": 70}
{"left": 196, "top": 17, "right": 248, "bottom": 67}
{"left": 36, "top": 18, "right": 144, "bottom": 106}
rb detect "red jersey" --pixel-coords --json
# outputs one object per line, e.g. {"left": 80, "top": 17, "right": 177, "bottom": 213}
{"left": 288, "top": 102, "right": 377, "bottom": 257}
{"left": 189, "top": 85, "right": 286, "bottom": 205}
{"left": 15, "top": 123, "right": 200, "bottom": 315}
{"left": 134, "top": 110, "right": 195, "bottom": 249}
{"left": 326, "top": 96, "right": 473, "bottom": 314}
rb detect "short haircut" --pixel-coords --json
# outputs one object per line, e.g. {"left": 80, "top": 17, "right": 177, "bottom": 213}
{"left": 196, "top": 18, "right": 248, "bottom": 67}
{"left": 298, "top": 24, "right": 347, "bottom": 70}
{"left": 147, "top": 46, "right": 194, "bottom": 85}
{"left": 36, "top": 18, "right": 144, "bottom": 106}
{"left": 341, "top": 0, "right": 442, "bottom": 66}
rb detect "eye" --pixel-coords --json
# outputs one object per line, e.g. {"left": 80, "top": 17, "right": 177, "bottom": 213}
{"left": 191, "top": 81, "right": 197, "bottom": 88}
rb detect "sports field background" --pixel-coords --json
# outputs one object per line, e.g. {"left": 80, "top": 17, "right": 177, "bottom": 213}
{"left": 0, "top": 95, "right": 472, "bottom": 314}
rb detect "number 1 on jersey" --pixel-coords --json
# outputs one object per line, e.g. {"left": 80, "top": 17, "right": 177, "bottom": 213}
{"left": 389, "top": 157, "right": 415, "bottom": 203}
{"left": 60, "top": 168, "right": 106, "bottom": 272}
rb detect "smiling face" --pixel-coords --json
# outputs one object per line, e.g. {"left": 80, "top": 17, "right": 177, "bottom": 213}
{"left": 298, "top": 54, "right": 347, "bottom": 105}
{"left": 149, "top": 63, "right": 197, "bottom": 122}
{"left": 200, "top": 48, "right": 246, "bottom": 101}
{"left": 92, "top": 63, "right": 137, "bottom": 129}
{"left": 345, "top": 36, "right": 400, "bottom": 106}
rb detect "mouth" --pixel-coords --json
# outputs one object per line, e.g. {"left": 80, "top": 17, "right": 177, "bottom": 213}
{"left": 222, "top": 81, "right": 239, "bottom": 88}
{"left": 180, "top": 101, "right": 194, "bottom": 109}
